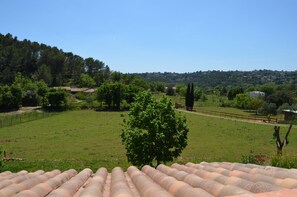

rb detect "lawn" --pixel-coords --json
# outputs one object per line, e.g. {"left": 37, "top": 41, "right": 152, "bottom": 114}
{"left": 0, "top": 110, "right": 296, "bottom": 172}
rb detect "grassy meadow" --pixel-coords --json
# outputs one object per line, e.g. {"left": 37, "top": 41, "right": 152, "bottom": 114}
{"left": 0, "top": 109, "right": 296, "bottom": 172}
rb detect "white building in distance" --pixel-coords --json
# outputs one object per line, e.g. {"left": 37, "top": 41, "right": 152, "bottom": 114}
{"left": 250, "top": 91, "right": 265, "bottom": 98}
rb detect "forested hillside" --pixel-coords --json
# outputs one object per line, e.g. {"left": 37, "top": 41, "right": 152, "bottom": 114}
{"left": 136, "top": 70, "right": 297, "bottom": 87}
{"left": 0, "top": 33, "right": 110, "bottom": 86}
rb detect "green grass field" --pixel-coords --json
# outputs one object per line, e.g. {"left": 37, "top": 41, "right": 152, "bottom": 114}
{"left": 0, "top": 110, "right": 296, "bottom": 172}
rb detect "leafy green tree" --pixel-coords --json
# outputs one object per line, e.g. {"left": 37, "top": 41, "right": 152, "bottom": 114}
{"left": 0, "top": 84, "right": 22, "bottom": 111}
{"left": 45, "top": 88, "right": 68, "bottom": 109}
{"left": 155, "top": 82, "right": 165, "bottom": 92}
{"left": 96, "top": 82, "right": 125, "bottom": 109}
{"left": 175, "top": 84, "right": 186, "bottom": 97}
{"left": 121, "top": 91, "right": 189, "bottom": 167}
{"left": 97, "top": 83, "right": 113, "bottom": 108}
{"left": 124, "top": 84, "right": 142, "bottom": 104}
{"left": 266, "top": 91, "right": 294, "bottom": 108}
{"left": 234, "top": 94, "right": 252, "bottom": 109}
{"left": 227, "top": 86, "right": 244, "bottom": 100}
{"left": 79, "top": 73, "right": 96, "bottom": 87}
{"left": 259, "top": 85, "right": 275, "bottom": 97}
{"left": 36, "top": 64, "right": 52, "bottom": 86}
{"left": 36, "top": 80, "right": 49, "bottom": 103}
{"left": 258, "top": 102, "right": 277, "bottom": 117}
{"left": 194, "top": 87, "right": 202, "bottom": 101}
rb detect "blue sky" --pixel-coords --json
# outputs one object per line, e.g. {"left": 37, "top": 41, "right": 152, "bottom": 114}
{"left": 0, "top": 0, "right": 296, "bottom": 73}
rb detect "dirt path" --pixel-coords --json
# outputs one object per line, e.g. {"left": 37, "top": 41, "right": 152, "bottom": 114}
{"left": 177, "top": 109, "right": 292, "bottom": 127}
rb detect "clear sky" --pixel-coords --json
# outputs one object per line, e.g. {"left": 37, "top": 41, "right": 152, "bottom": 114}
{"left": 0, "top": 0, "right": 296, "bottom": 73}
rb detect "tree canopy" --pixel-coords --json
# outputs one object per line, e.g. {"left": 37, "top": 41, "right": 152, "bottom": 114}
{"left": 121, "top": 91, "right": 189, "bottom": 167}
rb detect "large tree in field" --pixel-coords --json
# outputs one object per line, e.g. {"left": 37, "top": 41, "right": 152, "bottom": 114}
{"left": 121, "top": 91, "right": 189, "bottom": 167}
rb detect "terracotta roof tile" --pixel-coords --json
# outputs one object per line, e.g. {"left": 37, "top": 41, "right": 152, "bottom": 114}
{"left": 0, "top": 162, "right": 297, "bottom": 196}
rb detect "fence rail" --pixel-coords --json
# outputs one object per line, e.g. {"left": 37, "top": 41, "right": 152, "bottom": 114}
{"left": 0, "top": 111, "right": 56, "bottom": 128}
{"left": 191, "top": 107, "right": 278, "bottom": 123}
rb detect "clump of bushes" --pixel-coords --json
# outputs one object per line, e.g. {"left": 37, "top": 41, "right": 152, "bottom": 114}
{"left": 270, "top": 155, "right": 297, "bottom": 169}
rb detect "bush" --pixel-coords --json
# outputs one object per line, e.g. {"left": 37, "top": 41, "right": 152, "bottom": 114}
{"left": 0, "top": 84, "right": 22, "bottom": 111}
{"left": 45, "top": 89, "right": 68, "bottom": 110}
{"left": 270, "top": 155, "right": 297, "bottom": 169}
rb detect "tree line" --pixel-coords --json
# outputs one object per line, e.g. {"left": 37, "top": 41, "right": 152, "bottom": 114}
{"left": 136, "top": 70, "right": 297, "bottom": 88}
{"left": 0, "top": 33, "right": 110, "bottom": 86}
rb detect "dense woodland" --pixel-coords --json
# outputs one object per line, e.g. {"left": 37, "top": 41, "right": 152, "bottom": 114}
{"left": 0, "top": 33, "right": 111, "bottom": 86}
{"left": 136, "top": 70, "right": 297, "bottom": 88}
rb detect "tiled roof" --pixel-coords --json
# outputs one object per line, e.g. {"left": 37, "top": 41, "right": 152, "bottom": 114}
{"left": 0, "top": 162, "right": 297, "bottom": 197}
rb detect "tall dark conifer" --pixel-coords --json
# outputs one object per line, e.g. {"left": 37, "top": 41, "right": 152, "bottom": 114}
{"left": 185, "top": 83, "right": 190, "bottom": 110}
{"left": 190, "top": 83, "right": 194, "bottom": 110}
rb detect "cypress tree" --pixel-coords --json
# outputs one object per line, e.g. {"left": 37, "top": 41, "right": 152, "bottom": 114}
{"left": 190, "top": 83, "right": 194, "bottom": 110}
{"left": 185, "top": 83, "right": 190, "bottom": 110}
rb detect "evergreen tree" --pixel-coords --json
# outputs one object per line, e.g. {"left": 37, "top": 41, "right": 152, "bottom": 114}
{"left": 190, "top": 83, "right": 194, "bottom": 110}
{"left": 185, "top": 83, "right": 190, "bottom": 110}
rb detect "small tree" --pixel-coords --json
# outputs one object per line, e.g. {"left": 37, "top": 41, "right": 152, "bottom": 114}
{"left": 273, "top": 125, "right": 293, "bottom": 156}
{"left": 79, "top": 73, "right": 96, "bottom": 88}
{"left": 257, "top": 102, "right": 277, "bottom": 121}
{"left": 121, "top": 91, "right": 189, "bottom": 167}
{"left": 166, "top": 85, "right": 175, "bottom": 96}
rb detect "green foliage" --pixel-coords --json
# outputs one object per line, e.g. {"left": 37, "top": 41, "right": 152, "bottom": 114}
{"left": 185, "top": 83, "right": 194, "bottom": 110}
{"left": 45, "top": 88, "right": 68, "bottom": 109}
{"left": 0, "top": 146, "right": 3, "bottom": 170}
{"left": 241, "top": 151, "right": 261, "bottom": 165}
{"left": 257, "top": 102, "right": 277, "bottom": 116}
{"left": 234, "top": 93, "right": 254, "bottom": 109}
{"left": 166, "top": 85, "right": 175, "bottom": 96}
{"left": 0, "top": 33, "right": 109, "bottom": 86}
{"left": 96, "top": 82, "right": 124, "bottom": 109}
{"left": 0, "top": 110, "right": 297, "bottom": 171}
{"left": 121, "top": 91, "right": 189, "bottom": 167}
{"left": 36, "top": 64, "right": 52, "bottom": 86}
{"left": 137, "top": 70, "right": 297, "bottom": 88}
{"left": 227, "top": 86, "right": 244, "bottom": 100}
{"left": 176, "top": 84, "right": 186, "bottom": 97}
{"left": 194, "top": 88, "right": 202, "bottom": 101}
{"left": 79, "top": 73, "right": 96, "bottom": 88}
{"left": 259, "top": 85, "right": 276, "bottom": 97}
{"left": 266, "top": 91, "right": 294, "bottom": 108}
{"left": 0, "top": 84, "right": 22, "bottom": 111}
{"left": 277, "top": 103, "right": 297, "bottom": 114}
{"left": 150, "top": 82, "right": 165, "bottom": 92}
{"left": 270, "top": 155, "right": 297, "bottom": 169}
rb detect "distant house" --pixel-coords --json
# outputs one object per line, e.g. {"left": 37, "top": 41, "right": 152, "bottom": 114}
{"left": 282, "top": 109, "right": 297, "bottom": 121}
{"left": 249, "top": 91, "right": 265, "bottom": 98}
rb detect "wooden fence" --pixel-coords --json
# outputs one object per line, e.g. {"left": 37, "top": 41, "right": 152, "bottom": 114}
{"left": 191, "top": 107, "right": 278, "bottom": 123}
{"left": 0, "top": 111, "right": 56, "bottom": 128}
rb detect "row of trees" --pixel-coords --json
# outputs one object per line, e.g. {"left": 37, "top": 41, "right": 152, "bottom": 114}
{"left": 0, "top": 33, "right": 110, "bottom": 86}
{"left": 137, "top": 70, "right": 297, "bottom": 88}
{"left": 0, "top": 73, "right": 68, "bottom": 111}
